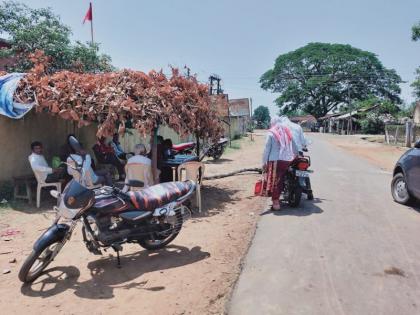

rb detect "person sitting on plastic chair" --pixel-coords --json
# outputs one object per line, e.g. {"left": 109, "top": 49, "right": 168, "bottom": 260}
{"left": 67, "top": 144, "right": 113, "bottom": 187}
{"left": 28, "top": 141, "right": 65, "bottom": 183}
{"left": 92, "top": 137, "right": 125, "bottom": 181}
{"left": 124, "top": 144, "right": 153, "bottom": 191}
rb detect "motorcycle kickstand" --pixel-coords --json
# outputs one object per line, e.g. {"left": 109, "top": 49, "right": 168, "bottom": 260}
{"left": 111, "top": 244, "right": 123, "bottom": 268}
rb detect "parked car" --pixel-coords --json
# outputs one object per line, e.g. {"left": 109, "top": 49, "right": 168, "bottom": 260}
{"left": 391, "top": 140, "right": 420, "bottom": 204}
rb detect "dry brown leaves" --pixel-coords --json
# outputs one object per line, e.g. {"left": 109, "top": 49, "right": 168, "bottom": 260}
{"left": 14, "top": 50, "right": 224, "bottom": 140}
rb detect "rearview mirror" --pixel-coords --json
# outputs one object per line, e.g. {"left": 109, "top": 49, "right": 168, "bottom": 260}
{"left": 415, "top": 140, "right": 420, "bottom": 149}
{"left": 69, "top": 136, "right": 82, "bottom": 153}
{"left": 126, "top": 180, "right": 144, "bottom": 188}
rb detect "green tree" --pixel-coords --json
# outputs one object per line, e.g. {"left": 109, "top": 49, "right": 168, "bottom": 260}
{"left": 0, "top": 1, "right": 113, "bottom": 72}
{"left": 412, "top": 22, "right": 420, "bottom": 41}
{"left": 260, "top": 43, "right": 402, "bottom": 118}
{"left": 354, "top": 96, "right": 401, "bottom": 115}
{"left": 253, "top": 105, "right": 271, "bottom": 129}
{"left": 411, "top": 22, "right": 420, "bottom": 99}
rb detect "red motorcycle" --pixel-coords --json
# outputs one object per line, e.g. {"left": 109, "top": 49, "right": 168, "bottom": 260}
{"left": 284, "top": 154, "right": 313, "bottom": 207}
{"left": 172, "top": 142, "right": 196, "bottom": 155}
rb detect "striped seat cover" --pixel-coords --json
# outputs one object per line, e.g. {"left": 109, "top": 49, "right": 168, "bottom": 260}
{"left": 128, "top": 181, "right": 193, "bottom": 211}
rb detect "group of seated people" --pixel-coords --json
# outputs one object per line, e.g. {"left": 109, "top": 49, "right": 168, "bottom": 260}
{"left": 28, "top": 133, "right": 176, "bottom": 189}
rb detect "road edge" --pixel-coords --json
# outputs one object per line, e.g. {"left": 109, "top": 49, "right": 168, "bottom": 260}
{"left": 223, "top": 197, "right": 271, "bottom": 314}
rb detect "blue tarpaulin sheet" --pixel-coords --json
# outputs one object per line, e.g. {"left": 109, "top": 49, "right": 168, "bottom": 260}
{"left": 0, "top": 73, "right": 34, "bottom": 119}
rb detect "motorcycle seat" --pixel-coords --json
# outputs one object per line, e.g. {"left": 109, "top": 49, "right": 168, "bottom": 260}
{"left": 172, "top": 142, "right": 194, "bottom": 151}
{"left": 128, "top": 181, "right": 194, "bottom": 212}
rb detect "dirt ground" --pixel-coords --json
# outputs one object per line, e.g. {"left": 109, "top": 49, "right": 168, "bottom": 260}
{"left": 0, "top": 134, "right": 268, "bottom": 315}
{"left": 317, "top": 133, "right": 408, "bottom": 172}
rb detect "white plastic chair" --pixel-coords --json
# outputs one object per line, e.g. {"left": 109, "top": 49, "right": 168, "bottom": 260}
{"left": 31, "top": 170, "right": 62, "bottom": 209}
{"left": 178, "top": 161, "right": 205, "bottom": 212}
{"left": 125, "top": 163, "right": 153, "bottom": 192}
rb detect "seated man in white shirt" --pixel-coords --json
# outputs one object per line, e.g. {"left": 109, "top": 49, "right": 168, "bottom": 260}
{"left": 126, "top": 144, "right": 153, "bottom": 187}
{"left": 28, "top": 141, "right": 64, "bottom": 183}
{"left": 67, "top": 145, "right": 113, "bottom": 187}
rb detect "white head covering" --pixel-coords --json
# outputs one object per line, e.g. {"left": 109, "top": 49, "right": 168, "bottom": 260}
{"left": 270, "top": 116, "right": 282, "bottom": 127}
{"left": 134, "top": 144, "right": 146, "bottom": 156}
{"left": 278, "top": 116, "right": 291, "bottom": 124}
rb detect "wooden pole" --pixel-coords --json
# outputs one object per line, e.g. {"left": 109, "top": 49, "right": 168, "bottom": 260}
{"left": 405, "top": 121, "right": 412, "bottom": 147}
{"left": 385, "top": 125, "right": 390, "bottom": 144}
{"left": 90, "top": 2, "right": 94, "bottom": 44}
{"left": 151, "top": 126, "right": 158, "bottom": 183}
{"left": 196, "top": 131, "right": 200, "bottom": 156}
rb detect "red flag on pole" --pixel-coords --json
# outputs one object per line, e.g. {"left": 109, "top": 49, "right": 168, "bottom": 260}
{"left": 83, "top": 3, "right": 93, "bottom": 24}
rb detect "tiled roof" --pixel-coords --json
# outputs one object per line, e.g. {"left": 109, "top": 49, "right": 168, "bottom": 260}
{"left": 290, "top": 115, "right": 317, "bottom": 123}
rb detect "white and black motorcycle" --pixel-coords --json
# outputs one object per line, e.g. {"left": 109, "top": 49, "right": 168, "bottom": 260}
{"left": 18, "top": 136, "right": 196, "bottom": 283}
{"left": 201, "top": 137, "right": 229, "bottom": 160}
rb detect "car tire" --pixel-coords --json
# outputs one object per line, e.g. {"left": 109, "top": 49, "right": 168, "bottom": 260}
{"left": 391, "top": 173, "right": 412, "bottom": 205}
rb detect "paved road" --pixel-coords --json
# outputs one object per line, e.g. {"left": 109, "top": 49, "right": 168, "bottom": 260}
{"left": 229, "top": 134, "right": 420, "bottom": 315}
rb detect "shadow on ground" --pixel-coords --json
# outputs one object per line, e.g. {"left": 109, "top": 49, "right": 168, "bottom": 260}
{"left": 260, "top": 197, "right": 325, "bottom": 217}
{"left": 204, "top": 158, "right": 234, "bottom": 165}
{"left": 408, "top": 200, "right": 420, "bottom": 213}
{"left": 196, "top": 185, "right": 241, "bottom": 217}
{"left": 21, "top": 244, "right": 210, "bottom": 299}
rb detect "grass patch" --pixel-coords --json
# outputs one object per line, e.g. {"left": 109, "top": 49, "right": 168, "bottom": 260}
{"left": 230, "top": 141, "right": 242, "bottom": 150}
{"left": 0, "top": 181, "right": 13, "bottom": 202}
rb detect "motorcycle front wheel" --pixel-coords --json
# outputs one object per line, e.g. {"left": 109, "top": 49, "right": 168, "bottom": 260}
{"left": 18, "top": 240, "right": 63, "bottom": 283}
{"left": 138, "top": 208, "right": 184, "bottom": 250}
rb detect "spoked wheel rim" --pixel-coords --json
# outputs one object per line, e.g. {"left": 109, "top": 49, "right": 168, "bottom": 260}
{"left": 144, "top": 213, "right": 182, "bottom": 246}
{"left": 27, "top": 243, "right": 59, "bottom": 278}
{"left": 394, "top": 177, "right": 409, "bottom": 201}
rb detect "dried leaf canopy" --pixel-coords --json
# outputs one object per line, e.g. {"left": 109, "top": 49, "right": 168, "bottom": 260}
{"left": 14, "top": 50, "right": 224, "bottom": 140}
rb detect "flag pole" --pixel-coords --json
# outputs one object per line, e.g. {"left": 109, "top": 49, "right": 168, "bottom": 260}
{"left": 90, "top": 2, "right": 94, "bottom": 44}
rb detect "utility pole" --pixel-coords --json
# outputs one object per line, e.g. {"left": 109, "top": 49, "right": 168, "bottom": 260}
{"left": 347, "top": 83, "right": 352, "bottom": 134}
{"left": 209, "top": 74, "right": 222, "bottom": 95}
{"left": 249, "top": 97, "right": 254, "bottom": 140}
{"left": 184, "top": 66, "right": 191, "bottom": 78}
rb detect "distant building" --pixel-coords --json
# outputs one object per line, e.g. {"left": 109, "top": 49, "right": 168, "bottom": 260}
{"left": 290, "top": 115, "right": 317, "bottom": 131}
{"left": 229, "top": 98, "right": 251, "bottom": 137}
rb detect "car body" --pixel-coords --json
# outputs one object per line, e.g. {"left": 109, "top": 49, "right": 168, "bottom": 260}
{"left": 391, "top": 141, "right": 420, "bottom": 204}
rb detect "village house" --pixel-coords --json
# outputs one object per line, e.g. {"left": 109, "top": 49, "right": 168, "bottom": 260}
{"left": 290, "top": 115, "right": 317, "bottom": 131}
{"left": 228, "top": 98, "right": 251, "bottom": 138}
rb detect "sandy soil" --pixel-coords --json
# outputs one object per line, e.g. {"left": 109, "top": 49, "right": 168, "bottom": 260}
{"left": 0, "top": 134, "right": 268, "bottom": 315}
{"left": 315, "top": 133, "right": 408, "bottom": 172}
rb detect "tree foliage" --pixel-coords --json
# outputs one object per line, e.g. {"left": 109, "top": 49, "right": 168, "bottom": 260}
{"left": 354, "top": 97, "right": 400, "bottom": 115}
{"left": 412, "top": 22, "right": 420, "bottom": 41}
{"left": 0, "top": 1, "right": 113, "bottom": 73}
{"left": 11, "top": 51, "right": 223, "bottom": 140}
{"left": 253, "top": 105, "right": 271, "bottom": 128}
{"left": 260, "top": 42, "right": 402, "bottom": 118}
{"left": 411, "top": 22, "right": 420, "bottom": 99}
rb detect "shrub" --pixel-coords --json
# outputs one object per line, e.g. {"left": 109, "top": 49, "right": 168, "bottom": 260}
{"left": 360, "top": 116, "right": 385, "bottom": 134}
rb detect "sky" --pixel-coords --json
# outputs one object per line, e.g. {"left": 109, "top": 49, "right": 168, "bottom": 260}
{"left": 14, "top": 0, "right": 420, "bottom": 116}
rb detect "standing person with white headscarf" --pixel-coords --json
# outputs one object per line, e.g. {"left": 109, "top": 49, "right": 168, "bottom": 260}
{"left": 279, "top": 116, "right": 307, "bottom": 155}
{"left": 262, "top": 117, "right": 296, "bottom": 210}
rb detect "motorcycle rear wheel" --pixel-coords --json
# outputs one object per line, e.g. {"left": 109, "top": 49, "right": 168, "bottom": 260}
{"left": 212, "top": 150, "right": 223, "bottom": 160}
{"left": 138, "top": 209, "right": 184, "bottom": 250}
{"left": 18, "top": 240, "right": 62, "bottom": 283}
{"left": 288, "top": 187, "right": 302, "bottom": 208}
